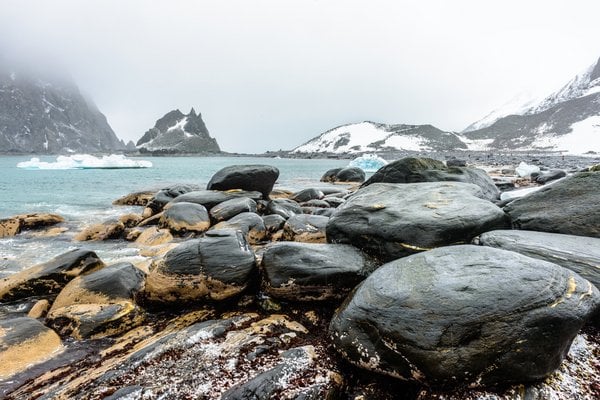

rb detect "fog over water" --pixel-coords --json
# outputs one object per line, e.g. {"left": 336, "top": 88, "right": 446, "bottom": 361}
{"left": 1, "top": 0, "right": 600, "bottom": 153}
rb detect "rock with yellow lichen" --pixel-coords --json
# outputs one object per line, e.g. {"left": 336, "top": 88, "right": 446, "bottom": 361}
{"left": 329, "top": 245, "right": 600, "bottom": 388}
{"left": 0, "top": 317, "right": 63, "bottom": 380}
{"left": 326, "top": 182, "right": 509, "bottom": 262}
{"left": 158, "top": 201, "right": 210, "bottom": 235}
{"left": 74, "top": 220, "right": 125, "bottom": 241}
{"left": 0, "top": 248, "right": 104, "bottom": 302}
{"left": 211, "top": 212, "right": 267, "bottom": 244}
{"left": 283, "top": 213, "right": 329, "bottom": 243}
{"left": 143, "top": 229, "right": 256, "bottom": 303}
{"left": 46, "top": 262, "right": 146, "bottom": 339}
{"left": 0, "top": 213, "right": 64, "bottom": 238}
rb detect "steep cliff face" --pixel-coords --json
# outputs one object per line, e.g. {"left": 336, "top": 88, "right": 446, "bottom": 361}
{"left": 136, "top": 108, "right": 220, "bottom": 154}
{"left": 0, "top": 68, "right": 126, "bottom": 153}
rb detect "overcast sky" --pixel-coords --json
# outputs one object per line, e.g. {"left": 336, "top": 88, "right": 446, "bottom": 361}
{"left": 1, "top": 0, "right": 599, "bottom": 153}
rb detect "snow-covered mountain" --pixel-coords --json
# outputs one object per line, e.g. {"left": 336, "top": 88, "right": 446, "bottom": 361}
{"left": 292, "top": 121, "right": 466, "bottom": 154}
{"left": 137, "top": 108, "right": 220, "bottom": 154}
{"left": 0, "top": 66, "right": 127, "bottom": 154}
{"left": 461, "top": 56, "right": 600, "bottom": 154}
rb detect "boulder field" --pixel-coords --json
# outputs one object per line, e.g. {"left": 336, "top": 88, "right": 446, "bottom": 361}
{"left": 1, "top": 160, "right": 599, "bottom": 399}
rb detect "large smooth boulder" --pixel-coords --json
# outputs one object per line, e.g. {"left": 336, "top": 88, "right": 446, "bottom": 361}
{"left": 327, "top": 182, "right": 508, "bottom": 261}
{"left": 283, "top": 214, "right": 329, "bottom": 243}
{"left": 266, "top": 198, "right": 302, "bottom": 219}
{"left": 143, "top": 230, "right": 256, "bottom": 303}
{"left": 261, "top": 242, "right": 373, "bottom": 301}
{"left": 74, "top": 220, "right": 125, "bottom": 241}
{"left": 209, "top": 197, "right": 257, "bottom": 222}
{"left": 46, "top": 263, "right": 146, "bottom": 339}
{"left": 207, "top": 165, "right": 279, "bottom": 199}
{"left": 503, "top": 172, "right": 600, "bottom": 237}
{"left": 0, "top": 317, "right": 63, "bottom": 380}
{"left": 167, "top": 189, "right": 262, "bottom": 211}
{"left": 336, "top": 167, "right": 366, "bottom": 183}
{"left": 329, "top": 245, "right": 600, "bottom": 387}
{"left": 290, "top": 188, "right": 324, "bottom": 203}
{"left": 477, "top": 230, "right": 600, "bottom": 290}
{"left": 158, "top": 202, "right": 210, "bottom": 234}
{"left": 211, "top": 212, "right": 267, "bottom": 244}
{"left": 0, "top": 249, "right": 105, "bottom": 302}
{"left": 361, "top": 157, "right": 500, "bottom": 201}
{"left": 144, "top": 184, "right": 198, "bottom": 216}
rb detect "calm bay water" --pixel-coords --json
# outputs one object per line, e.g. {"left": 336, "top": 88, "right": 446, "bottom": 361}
{"left": 0, "top": 155, "right": 349, "bottom": 276}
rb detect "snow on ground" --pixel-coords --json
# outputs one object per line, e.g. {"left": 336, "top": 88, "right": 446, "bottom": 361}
{"left": 383, "top": 134, "right": 427, "bottom": 151}
{"left": 167, "top": 117, "right": 188, "bottom": 132}
{"left": 454, "top": 134, "right": 494, "bottom": 151}
{"left": 554, "top": 115, "right": 600, "bottom": 154}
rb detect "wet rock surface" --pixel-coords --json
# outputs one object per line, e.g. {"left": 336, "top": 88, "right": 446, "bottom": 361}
{"left": 0, "top": 213, "right": 64, "bottom": 238}
{"left": 210, "top": 196, "right": 258, "bottom": 222}
{"left": 207, "top": 165, "right": 280, "bottom": 198}
{"left": 330, "top": 245, "right": 599, "bottom": 387}
{"left": 159, "top": 202, "right": 211, "bottom": 234}
{"left": 327, "top": 182, "right": 508, "bottom": 261}
{"left": 283, "top": 214, "right": 329, "bottom": 243}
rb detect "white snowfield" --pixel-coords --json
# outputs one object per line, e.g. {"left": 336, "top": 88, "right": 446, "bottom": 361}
{"left": 17, "top": 154, "right": 153, "bottom": 169}
{"left": 292, "top": 122, "right": 435, "bottom": 154}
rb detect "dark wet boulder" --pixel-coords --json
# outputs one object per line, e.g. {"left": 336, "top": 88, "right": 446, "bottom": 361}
{"left": 446, "top": 158, "right": 467, "bottom": 167}
{"left": 211, "top": 212, "right": 267, "bottom": 244}
{"left": 0, "top": 317, "right": 63, "bottom": 380}
{"left": 222, "top": 346, "right": 343, "bottom": 399}
{"left": 302, "top": 207, "right": 336, "bottom": 217}
{"left": 143, "top": 229, "right": 256, "bottom": 303}
{"left": 503, "top": 172, "right": 600, "bottom": 237}
{"left": 300, "top": 199, "right": 330, "bottom": 208}
{"left": 168, "top": 189, "right": 262, "bottom": 211}
{"left": 207, "top": 165, "right": 279, "bottom": 198}
{"left": 112, "top": 191, "right": 154, "bottom": 206}
{"left": 266, "top": 198, "right": 303, "bottom": 219}
{"left": 159, "top": 202, "right": 210, "bottom": 234}
{"left": 323, "top": 196, "right": 345, "bottom": 207}
{"left": 329, "top": 245, "right": 600, "bottom": 387}
{"left": 46, "top": 262, "right": 146, "bottom": 339}
{"left": 0, "top": 249, "right": 104, "bottom": 302}
{"left": 283, "top": 214, "right": 329, "bottom": 243}
{"left": 477, "top": 230, "right": 600, "bottom": 290}
{"left": 336, "top": 167, "right": 366, "bottom": 182}
{"left": 261, "top": 242, "right": 373, "bottom": 301}
{"left": 534, "top": 169, "right": 567, "bottom": 184}
{"left": 327, "top": 182, "right": 509, "bottom": 262}
{"left": 144, "top": 184, "right": 198, "bottom": 216}
{"left": 290, "top": 188, "right": 324, "bottom": 203}
{"left": 320, "top": 168, "right": 343, "bottom": 182}
{"left": 361, "top": 157, "right": 500, "bottom": 201}
{"left": 262, "top": 214, "right": 286, "bottom": 234}
{"left": 209, "top": 197, "right": 257, "bottom": 222}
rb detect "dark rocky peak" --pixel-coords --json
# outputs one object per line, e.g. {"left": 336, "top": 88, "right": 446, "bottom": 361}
{"left": 154, "top": 109, "right": 186, "bottom": 132}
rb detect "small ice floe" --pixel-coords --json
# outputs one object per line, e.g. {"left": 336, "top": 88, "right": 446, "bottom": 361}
{"left": 17, "top": 154, "right": 152, "bottom": 170}
{"left": 348, "top": 153, "right": 387, "bottom": 172}
{"left": 515, "top": 161, "right": 540, "bottom": 178}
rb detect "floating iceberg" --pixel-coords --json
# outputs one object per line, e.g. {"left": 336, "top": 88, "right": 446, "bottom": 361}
{"left": 17, "top": 154, "right": 153, "bottom": 170}
{"left": 348, "top": 154, "right": 388, "bottom": 173}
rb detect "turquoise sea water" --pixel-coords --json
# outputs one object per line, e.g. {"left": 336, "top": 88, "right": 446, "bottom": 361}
{"left": 0, "top": 155, "right": 349, "bottom": 275}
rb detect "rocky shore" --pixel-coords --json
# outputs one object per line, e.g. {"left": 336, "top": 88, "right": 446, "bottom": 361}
{"left": 1, "top": 157, "right": 599, "bottom": 399}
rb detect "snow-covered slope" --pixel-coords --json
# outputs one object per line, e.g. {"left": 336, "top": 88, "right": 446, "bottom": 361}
{"left": 464, "top": 57, "right": 600, "bottom": 133}
{"left": 292, "top": 121, "right": 466, "bottom": 154}
{"left": 461, "top": 56, "right": 600, "bottom": 154}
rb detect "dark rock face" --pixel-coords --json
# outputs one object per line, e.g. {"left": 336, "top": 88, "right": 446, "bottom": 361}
{"left": 320, "top": 168, "right": 343, "bottom": 182}
{"left": 46, "top": 262, "right": 146, "bottom": 339}
{"left": 261, "top": 242, "right": 372, "bottom": 301}
{"left": 144, "top": 230, "right": 256, "bottom": 303}
{"left": 206, "top": 165, "right": 280, "bottom": 198}
{"left": 211, "top": 212, "right": 267, "bottom": 244}
{"left": 145, "top": 184, "right": 199, "bottom": 215}
{"left": 0, "top": 67, "right": 126, "bottom": 154}
{"left": 0, "top": 317, "right": 62, "bottom": 379}
{"left": 159, "top": 202, "right": 210, "bottom": 234}
{"left": 446, "top": 158, "right": 467, "bottom": 167}
{"left": 290, "top": 188, "right": 324, "bottom": 203}
{"left": 136, "top": 108, "right": 220, "bottom": 154}
{"left": 168, "top": 189, "right": 262, "bottom": 211}
{"left": 329, "top": 245, "right": 600, "bottom": 387}
{"left": 283, "top": 214, "right": 329, "bottom": 243}
{"left": 361, "top": 157, "right": 500, "bottom": 201}
{"left": 0, "top": 249, "right": 104, "bottom": 301}
{"left": 327, "top": 182, "right": 509, "bottom": 261}
{"left": 266, "top": 198, "right": 303, "bottom": 219}
{"left": 262, "top": 214, "right": 286, "bottom": 234}
{"left": 478, "top": 230, "right": 600, "bottom": 290}
{"left": 336, "top": 167, "right": 366, "bottom": 182}
{"left": 503, "top": 172, "right": 600, "bottom": 237}
{"left": 533, "top": 169, "right": 567, "bottom": 184}
{"left": 209, "top": 197, "right": 257, "bottom": 222}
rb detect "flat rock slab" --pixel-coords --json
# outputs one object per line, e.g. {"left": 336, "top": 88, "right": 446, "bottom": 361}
{"left": 143, "top": 229, "right": 256, "bottom": 303}
{"left": 0, "top": 317, "right": 63, "bottom": 380}
{"left": 478, "top": 229, "right": 600, "bottom": 290}
{"left": 503, "top": 171, "right": 600, "bottom": 237}
{"left": 329, "top": 245, "right": 599, "bottom": 387}
{"left": 0, "top": 249, "right": 105, "bottom": 302}
{"left": 361, "top": 157, "right": 500, "bottom": 201}
{"left": 207, "top": 165, "right": 280, "bottom": 198}
{"left": 327, "top": 182, "right": 509, "bottom": 261}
